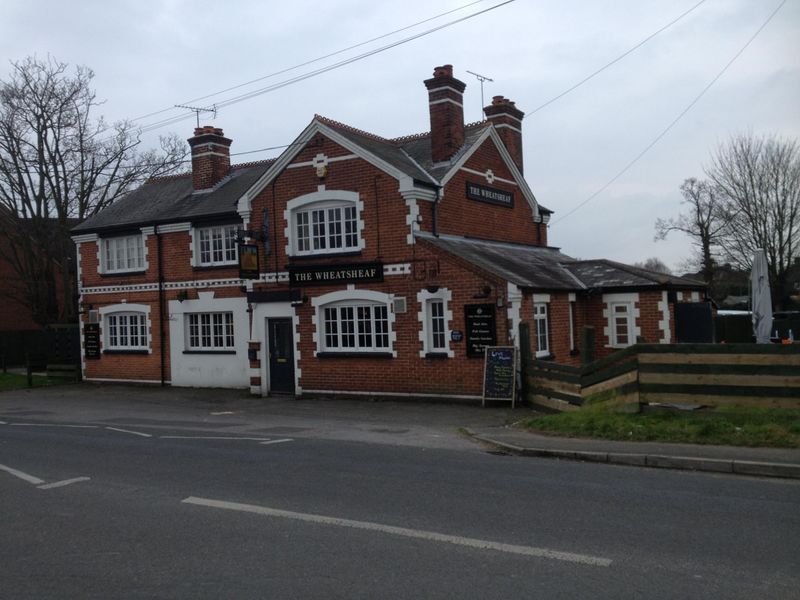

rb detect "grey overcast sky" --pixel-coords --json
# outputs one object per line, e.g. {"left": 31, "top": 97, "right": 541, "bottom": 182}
{"left": 2, "top": 0, "right": 798, "bottom": 271}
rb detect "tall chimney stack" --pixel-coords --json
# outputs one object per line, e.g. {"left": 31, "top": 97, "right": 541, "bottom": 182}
{"left": 483, "top": 96, "right": 524, "bottom": 173}
{"left": 187, "top": 126, "right": 232, "bottom": 191}
{"left": 424, "top": 65, "right": 466, "bottom": 164}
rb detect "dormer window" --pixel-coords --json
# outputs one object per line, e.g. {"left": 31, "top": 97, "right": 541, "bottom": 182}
{"left": 285, "top": 190, "right": 364, "bottom": 257}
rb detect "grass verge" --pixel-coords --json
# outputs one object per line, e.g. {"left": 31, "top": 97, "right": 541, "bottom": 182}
{"left": 522, "top": 405, "right": 800, "bottom": 448}
{"left": 0, "top": 372, "right": 59, "bottom": 391}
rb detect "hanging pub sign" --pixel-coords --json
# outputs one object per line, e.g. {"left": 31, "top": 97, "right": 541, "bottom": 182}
{"left": 238, "top": 243, "right": 260, "bottom": 279}
{"left": 289, "top": 262, "right": 384, "bottom": 287}
{"left": 466, "top": 182, "right": 514, "bottom": 207}
{"left": 465, "top": 303, "right": 496, "bottom": 357}
{"left": 84, "top": 323, "right": 101, "bottom": 359}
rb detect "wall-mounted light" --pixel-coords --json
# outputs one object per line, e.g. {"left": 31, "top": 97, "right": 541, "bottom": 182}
{"left": 176, "top": 290, "right": 189, "bottom": 303}
{"left": 473, "top": 285, "right": 492, "bottom": 299}
{"left": 426, "top": 285, "right": 439, "bottom": 293}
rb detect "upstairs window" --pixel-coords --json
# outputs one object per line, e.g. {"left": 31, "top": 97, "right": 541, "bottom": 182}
{"left": 197, "top": 224, "right": 238, "bottom": 266}
{"left": 286, "top": 191, "right": 363, "bottom": 257}
{"left": 103, "top": 234, "right": 144, "bottom": 273}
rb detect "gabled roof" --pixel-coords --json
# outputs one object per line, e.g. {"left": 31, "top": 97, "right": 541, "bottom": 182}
{"left": 71, "top": 161, "right": 273, "bottom": 234}
{"left": 417, "top": 233, "right": 706, "bottom": 293}
{"left": 416, "top": 232, "right": 581, "bottom": 291}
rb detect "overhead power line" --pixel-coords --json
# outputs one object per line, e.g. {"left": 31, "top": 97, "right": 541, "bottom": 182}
{"left": 132, "top": 0, "right": 490, "bottom": 124}
{"left": 529, "top": 0, "right": 709, "bottom": 116}
{"left": 550, "top": 0, "right": 787, "bottom": 226}
{"left": 135, "top": 0, "right": 516, "bottom": 134}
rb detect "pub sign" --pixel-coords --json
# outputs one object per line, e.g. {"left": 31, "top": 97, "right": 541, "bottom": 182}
{"left": 238, "top": 243, "right": 260, "bottom": 279}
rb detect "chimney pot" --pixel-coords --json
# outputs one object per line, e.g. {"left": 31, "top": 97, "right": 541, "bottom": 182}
{"left": 483, "top": 96, "right": 525, "bottom": 173}
{"left": 188, "top": 125, "right": 232, "bottom": 191}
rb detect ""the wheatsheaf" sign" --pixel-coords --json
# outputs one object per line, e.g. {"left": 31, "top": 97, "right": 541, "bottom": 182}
{"left": 466, "top": 182, "right": 514, "bottom": 207}
{"left": 288, "top": 262, "right": 384, "bottom": 287}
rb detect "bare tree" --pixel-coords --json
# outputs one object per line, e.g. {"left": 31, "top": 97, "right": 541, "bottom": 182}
{"left": 0, "top": 56, "right": 186, "bottom": 325}
{"left": 655, "top": 177, "right": 726, "bottom": 289}
{"left": 632, "top": 257, "right": 672, "bottom": 274}
{"left": 708, "top": 134, "right": 800, "bottom": 310}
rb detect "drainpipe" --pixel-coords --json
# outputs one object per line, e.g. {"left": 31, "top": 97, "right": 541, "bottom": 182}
{"left": 156, "top": 225, "right": 166, "bottom": 386}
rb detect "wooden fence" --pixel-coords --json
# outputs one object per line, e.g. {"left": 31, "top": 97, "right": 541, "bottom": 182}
{"left": 525, "top": 343, "right": 800, "bottom": 412}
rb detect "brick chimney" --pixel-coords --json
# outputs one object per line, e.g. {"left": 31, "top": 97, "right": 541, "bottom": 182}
{"left": 188, "top": 126, "right": 232, "bottom": 191}
{"left": 424, "top": 65, "right": 466, "bottom": 164}
{"left": 483, "top": 96, "right": 525, "bottom": 173}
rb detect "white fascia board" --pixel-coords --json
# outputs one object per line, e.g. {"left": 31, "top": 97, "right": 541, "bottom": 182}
{"left": 440, "top": 127, "right": 540, "bottom": 220}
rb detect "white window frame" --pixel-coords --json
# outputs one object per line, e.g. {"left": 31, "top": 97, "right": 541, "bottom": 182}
{"left": 285, "top": 190, "right": 364, "bottom": 257}
{"left": 101, "top": 234, "right": 145, "bottom": 274}
{"left": 417, "top": 288, "right": 454, "bottom": 357}
{"left": 312, "top": 289, "right": 396, "bottom": 356}
{"left": 195, "top": 224, "right": 239, "bottom": 267}
{"left": 98, "top": 303, "right": 151, "bottom": 353}
{"left": 185, "top": 311, "right": 236, "bottom": 351}
{"left": 603, "top": 293, "right": 641, "bottom": 348}
{"left": 534, "top": 302, "right": 550, "bottom": 357}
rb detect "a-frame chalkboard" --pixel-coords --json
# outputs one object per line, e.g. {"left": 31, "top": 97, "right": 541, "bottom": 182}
{"left": 482, "top": 346, "right": 516, "bottom": 408}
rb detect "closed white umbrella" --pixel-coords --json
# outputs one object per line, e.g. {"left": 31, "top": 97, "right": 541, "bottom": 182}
{"left": 751, "top": 249, "right": 773, "bottom": 343}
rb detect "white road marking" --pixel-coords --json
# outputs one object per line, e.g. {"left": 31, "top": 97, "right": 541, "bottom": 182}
{"left": 10, "top": 423, "right": 98, "bottom": 429}
{"left": 105, "top": 426, "right": 152, "bottom": 438}
{"left": 0, "top": 420, "right": 7, "bottom": 425}
{"left": 0, "top": 463, "right": 45, "bottom": 485}
{"left": 160, "top": 436, "right": 269, "bottom": 441}
{"left": 37, "top": 477, "right": 90, "bottom": 490}
{"left": 181, "top": 496, "right": 612, "bottom": 567}
{"left": 210, "top": 411, "right": 235, "bottom": 415}
{"left": 259, "top": 438, "right": 293, "bottom": 445}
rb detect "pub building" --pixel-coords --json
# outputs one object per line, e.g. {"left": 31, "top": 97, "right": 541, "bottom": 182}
{"left": 71, "top": 65, "right": 705, "bottom": 401}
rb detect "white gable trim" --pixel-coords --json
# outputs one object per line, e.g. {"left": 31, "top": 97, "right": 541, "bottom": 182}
{"left": 238, "top": 119, "right": 439, "bottom": 218}
{"left": 440, "top": 127, "right": 540, "bottom": 220}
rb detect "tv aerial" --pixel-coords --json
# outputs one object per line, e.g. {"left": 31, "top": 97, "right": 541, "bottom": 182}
{"left": 466, "top": 70, "right": 494, "bottom": 120}
{"left": 175, "top": 103, "right": 218, "bottom": 128}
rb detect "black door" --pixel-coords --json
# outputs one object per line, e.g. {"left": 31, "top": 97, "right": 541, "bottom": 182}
{"left": 675, "top": 302, "right": 714, "bottom": 343}
{"left": 267, "top": 318, "right": 295, "bottom": 394}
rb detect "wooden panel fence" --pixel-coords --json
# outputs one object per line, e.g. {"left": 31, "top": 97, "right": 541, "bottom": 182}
{"left": 525, "top": 343, "right": 800, "bottom": 412}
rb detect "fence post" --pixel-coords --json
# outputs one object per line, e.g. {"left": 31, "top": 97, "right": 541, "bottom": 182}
{"left": 580, "top": 326, "right": 595, "bottom": 365}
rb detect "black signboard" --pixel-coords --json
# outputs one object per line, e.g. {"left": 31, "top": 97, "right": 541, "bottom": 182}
{"left": 466, "top": 182, "right": 514, "bottom": 207}
{"left": 289, "top": 262, "right": 384, "bottom": 287}
{"left": 238, "top": 243, "right": 260, "bottom": 279}
{"left": 465, "top": 303, "right": 496, "bottom": 358}
{"left": 482, "top": 346, "right": 516, "bottom": 407}
{"left": 84, "top": 323, "right": 101, "bottom": 359}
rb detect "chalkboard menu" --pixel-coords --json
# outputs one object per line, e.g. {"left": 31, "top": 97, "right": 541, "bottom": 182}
{"left": 84, "top": 323, "right": 101, "bottom": 359}
{"left": 465, "top": 304, "right": 496, "bottom": 357}
{"left": 482, "top": 346, "right": 516, "bottom": 407}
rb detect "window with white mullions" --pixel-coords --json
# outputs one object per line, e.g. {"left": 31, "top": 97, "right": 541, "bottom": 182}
{"left": 429, "top": 299, "right": 446, "bottom": 350}
{"left": 186, "top": 312, "right": 235, "bottom": 350}
{"left": 417, "top": 288, "right": 453, "bottom": 357}
{"left": 534, "top": 303, "right": 549, "bottom": 357}
{"left": 105, "top": 312, "right": 148, "bottom": 350}
{"left": 102, "top": 235, "right": 144, "bottom": 273}
{"left": 197, "top": 225, "right": 238, "bottom": 266}
{"left": 612, "top": 303, "right": 632, "bottom": 346}
{"left": 322, "top": 303, "right": 389, "bottom": 352}
{"left": 290, "top": 197, "right": 361, "bottom": 256}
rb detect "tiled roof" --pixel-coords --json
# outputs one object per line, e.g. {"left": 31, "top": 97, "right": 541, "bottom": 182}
{"left": 72, "top": 161, "right": 273, "bottom": 234}
{"left": 417, "top": 233, "right": 706, "bottom": 292}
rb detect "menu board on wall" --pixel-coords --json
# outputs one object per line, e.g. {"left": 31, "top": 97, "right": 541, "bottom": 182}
{"left": 84, "top": 323, "right": 100, "bottom": 359}
{"left": 465, "top": 304, "right": 496, "bottom": 358}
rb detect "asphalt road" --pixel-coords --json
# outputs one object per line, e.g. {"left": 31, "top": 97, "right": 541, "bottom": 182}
{"left": 1, "top": 409, "right": 799, "bottom": 599}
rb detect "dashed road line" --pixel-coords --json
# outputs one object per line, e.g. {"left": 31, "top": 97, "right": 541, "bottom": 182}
{"left": 181, "top": 496, "right": 612, "bottom": 567}
{"left": 0, "top": 420, "right": 7, "bottom": 425}
{"left": 105, "top": 426, "right": 152, "bottom": 438}
{"left": 0, "top": 463, "right": 45, "bottom": 485}
{"left": 37, "top": 477, "right": 91, "bottom": 490}
{"left": 10, "top": 423, "right": 98, "bottom": 429}
{"left": 160, "top": 436, "right": 269, "bottom": 441}
{"left": 259, "top": 438, "right": 293, "bottom": 445}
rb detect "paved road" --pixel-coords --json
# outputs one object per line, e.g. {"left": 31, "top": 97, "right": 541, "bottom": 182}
{"left": 1, "top": 402, "right": 798, "bottom": 599}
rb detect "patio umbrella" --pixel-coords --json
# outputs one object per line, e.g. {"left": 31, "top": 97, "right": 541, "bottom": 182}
{"left": 751, "top": 249, "right": 773, "bottom": 343}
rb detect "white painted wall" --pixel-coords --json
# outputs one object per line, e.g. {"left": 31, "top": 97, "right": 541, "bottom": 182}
{"left": 168, "top": 291, "right": 249, "bottom": 388}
